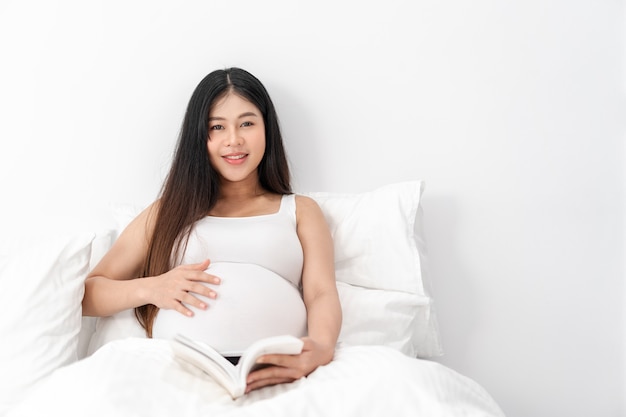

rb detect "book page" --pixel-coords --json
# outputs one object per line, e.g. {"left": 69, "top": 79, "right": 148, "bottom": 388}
{"left": 237, "top": 335, "right": 304, "bottom": 386}
{"left": 172, "top": 335, "right": 240, "bottom": 395}
{"left": 173, "top": 334, "right": 303, "bottom": 399}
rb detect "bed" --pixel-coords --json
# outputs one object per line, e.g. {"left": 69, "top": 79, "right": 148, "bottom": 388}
{"left": 0, "top": 181, "right": 505, "bottom": 416}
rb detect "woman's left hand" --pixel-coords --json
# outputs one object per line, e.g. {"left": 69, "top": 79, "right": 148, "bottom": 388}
{"left": 245, "top": 337, "right": 334, "bottom": 394}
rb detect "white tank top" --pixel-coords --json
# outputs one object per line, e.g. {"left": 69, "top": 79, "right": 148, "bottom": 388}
{"left": 152, "top": 194, "right": 307, "bottom": 355}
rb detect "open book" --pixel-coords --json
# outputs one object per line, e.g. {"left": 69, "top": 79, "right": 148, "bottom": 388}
{"left": 171, "top": 333, "right": 304, "bottom": 399}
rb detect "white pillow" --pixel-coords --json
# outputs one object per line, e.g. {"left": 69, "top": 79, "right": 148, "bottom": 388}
{"left": 83, "top": 206, "right": 149, "bottom": 355}
{"left": 307, "top": 181, "right": 442, "bottom": 358}
{"left": 87, "top": 309, "right": 146, "bottom": 356}
{"left": 0, "top": 233, "right": 94, "bottom": 414}
{"left": 88, "top": 181, "right": 442, "bottom": 358}
{"left": 77, "top": 230, "right": 116, "bottom": 360}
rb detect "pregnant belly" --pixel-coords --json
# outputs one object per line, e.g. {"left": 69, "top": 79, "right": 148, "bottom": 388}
{"left": 152, "top": 262, "right": 307, "bottom": 355}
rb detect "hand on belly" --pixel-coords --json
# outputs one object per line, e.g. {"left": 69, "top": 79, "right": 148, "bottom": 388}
{"left": 152, "top": 262, "right": 307, "bottom": 355}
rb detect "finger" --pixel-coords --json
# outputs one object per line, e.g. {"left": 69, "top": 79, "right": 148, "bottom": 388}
{"left": 256, "top": 353, "right": 298, "bottom": 369}
{"left": 180, "top": 259, "right": 211, "bottom": 271}
{"left": 245, "top": 377, "right": 295, "bottom": 393}
{"left": 186, "top": 282, "right": 218, "bottom": 299}
{"left": 179, "top": 290, "right": 210, "bottom": 310}
{"left": 181, "top": 269, "right": 221, "bottom": 285}
{"left": 247, "top": 363, "right": 301, "bottom": 384}
{"left": 172, "top": 300, "right": 195, "bottom": 317}
{"left": 192, "top": 271, "right": 221, "bottom": 285}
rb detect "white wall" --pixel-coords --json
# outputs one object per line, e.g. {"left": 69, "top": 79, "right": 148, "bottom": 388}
{"left": 0, "top": 1, "right": 623, "bottom": 416}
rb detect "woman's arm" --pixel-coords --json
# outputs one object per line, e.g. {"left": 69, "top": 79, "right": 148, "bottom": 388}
{"left": 82, "top": 203, "right": 220, "bottom": 318}
{"left": 297, "top": 195, "right": 342, "bottom": 358}
{"left": 246, "top": 195, "right": 342, "bottom": 392}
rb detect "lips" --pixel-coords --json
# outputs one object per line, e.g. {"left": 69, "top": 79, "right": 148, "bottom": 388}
{"left": 224, "top": 154, "right": 246, "bottom": 160}
{"left": 222, "top": 153, "right": 248, "bottom": 164}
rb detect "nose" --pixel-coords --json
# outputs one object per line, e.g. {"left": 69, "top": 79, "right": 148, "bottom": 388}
{"left": 226, "top": 128, "right": 243, "bottom": 146}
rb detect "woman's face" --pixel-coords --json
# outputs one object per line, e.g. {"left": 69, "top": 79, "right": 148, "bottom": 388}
{"left": 207, "top": 92, "right": 266, "bottom": 186}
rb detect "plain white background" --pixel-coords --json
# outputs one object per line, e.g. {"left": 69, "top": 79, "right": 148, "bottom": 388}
{"left": 0, "top": 1, "right": 623, "bottom": 416}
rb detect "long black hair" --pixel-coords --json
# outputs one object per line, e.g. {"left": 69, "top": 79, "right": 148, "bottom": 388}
{"left": 136, "top": 68, "right": 292, "bottom": 336}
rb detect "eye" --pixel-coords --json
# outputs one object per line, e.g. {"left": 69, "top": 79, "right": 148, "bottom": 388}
{"left": 241, "top": 121, "right": 253, "bottom": 127}
{"left": 210, "top": 125, "right": 224, "bottom": 131}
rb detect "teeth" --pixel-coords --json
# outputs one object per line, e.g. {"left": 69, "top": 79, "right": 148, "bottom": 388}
{"left": 225, "top": 154, "right": 246, "bottom": 160}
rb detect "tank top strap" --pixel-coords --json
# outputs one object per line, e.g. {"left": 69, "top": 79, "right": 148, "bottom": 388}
{"left": 279, "top": 194, "right": 297, "bottom": 222}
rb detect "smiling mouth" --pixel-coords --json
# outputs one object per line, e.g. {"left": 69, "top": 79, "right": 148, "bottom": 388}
{"left": 224, "top": 154, "right": 247, "bottom": 160}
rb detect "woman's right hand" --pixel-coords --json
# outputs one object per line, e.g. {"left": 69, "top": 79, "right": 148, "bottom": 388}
{"left": 144, "top": 259, "right": 221, "bottom": 317}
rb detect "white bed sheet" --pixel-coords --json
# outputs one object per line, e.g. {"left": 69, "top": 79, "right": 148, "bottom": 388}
{"left": 7, "top": 338, "right": 504, "bottom": 417}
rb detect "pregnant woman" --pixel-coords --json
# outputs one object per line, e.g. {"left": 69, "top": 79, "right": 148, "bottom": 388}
{"left": 82, "top": 67, "right": 342, "bottom": 394}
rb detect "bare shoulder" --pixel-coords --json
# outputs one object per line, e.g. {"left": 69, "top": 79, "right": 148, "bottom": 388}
{"left": 294, "top": 194, "right": 330, "bottom": 230}
{"left": 294, "top": 194, "right": 320, "bottom": 208}
{"left": 294, "top": 194, "right": 334, "bottom": 258}
{"left": 122, "top": 200, "right": 160, "bottom": 239}
{"left": 294, "top": 194, "right": 323, "bottom": 217}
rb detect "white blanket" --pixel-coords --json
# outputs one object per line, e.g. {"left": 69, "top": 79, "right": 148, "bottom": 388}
{"left": 7, "top": 338, "right": 504, "bottom": 417}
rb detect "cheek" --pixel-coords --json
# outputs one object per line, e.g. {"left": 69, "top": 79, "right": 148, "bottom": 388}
{"left": 206, "top": 139, "right": 216, "bottom": 154}
{"left": 254, "top": 132, "right": 267, "bottom": 153}
{"left": 206, "top": 141, "right": 220, "bottom": 163}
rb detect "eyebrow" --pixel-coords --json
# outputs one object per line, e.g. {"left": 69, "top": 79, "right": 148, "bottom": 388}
{"left": 208, "top": 112, "right": 259, "bottom": 121}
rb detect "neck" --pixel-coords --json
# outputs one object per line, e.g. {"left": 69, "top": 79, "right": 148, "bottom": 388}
{"left": 218, "top": 179, "right": 265, "bottom": 200}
